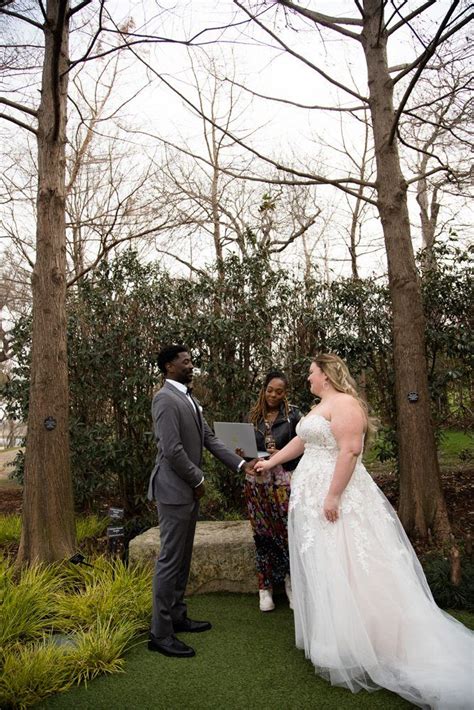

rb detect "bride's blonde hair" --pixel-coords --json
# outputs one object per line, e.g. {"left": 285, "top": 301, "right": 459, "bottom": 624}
{"left": 313, "top": 352, "right": 377, "bottom": 446}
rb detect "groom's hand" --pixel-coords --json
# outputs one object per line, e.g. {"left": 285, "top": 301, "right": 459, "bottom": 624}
{"left": 242, "top": 459, "right": 258, "bottom": 475}
{"left": 194, "top": 482, "right": 205, "bottom": 500}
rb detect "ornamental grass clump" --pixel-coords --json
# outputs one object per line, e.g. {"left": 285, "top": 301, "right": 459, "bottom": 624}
{"left": 0, "top": 513, "right": 109, "bottom": 546}
{"left": 54, "top": 557, "right": 151, "bottom": 633}
{"left": 0, "top": 638, "right": 73, "bottom": 708}
{"left": 0, "top": 514, "right": 22, "bottom": 545}
{"left": 69, "top": 615, "right": 141, "bottom": 684}
{"left": 0, "top": 561, "right": 64, "bottom": 648}
{"left": 0, "top": 555, "right": 152, "bottom": 708}
{"left": 75, "top": 515, "right": 109, "bottom": 542}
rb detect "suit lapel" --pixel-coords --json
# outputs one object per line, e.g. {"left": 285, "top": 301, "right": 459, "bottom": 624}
{"left": 188, "top": 392, "right": 204, "bottom": 434}
{"left": 164, "top": 382, "right": 203, "bottom": 435}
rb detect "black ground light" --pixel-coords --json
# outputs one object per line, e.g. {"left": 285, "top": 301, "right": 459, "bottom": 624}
{"left": 68, "top": 552, "right": 95, "bottom": 568}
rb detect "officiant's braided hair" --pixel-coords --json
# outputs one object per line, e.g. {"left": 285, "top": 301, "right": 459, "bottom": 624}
{"left": 249, "top": 370, "right": 290, "bottom": 425}
{"left": 313, "top": 353, "right": 377, "bottom": 445}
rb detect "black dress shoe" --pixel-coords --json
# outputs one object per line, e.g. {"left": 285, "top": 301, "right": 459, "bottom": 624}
{"left": 173, "top": 618, "right": 212, "bottom": 633}
{"left": 148, "top": 634, "right": 195, "bottom": 657}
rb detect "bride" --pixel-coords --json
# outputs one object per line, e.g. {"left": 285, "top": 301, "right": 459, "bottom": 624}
{"left": 254, "top": 353, "right": 473, "bottom": 709}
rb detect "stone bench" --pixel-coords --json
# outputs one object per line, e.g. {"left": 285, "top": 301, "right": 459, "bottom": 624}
{"left": 128, "top": 520, "right": 257, "bottom": 594}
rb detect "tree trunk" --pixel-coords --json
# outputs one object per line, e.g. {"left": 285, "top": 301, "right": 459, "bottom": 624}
{"left": 362, "top": 0, "right": 450, "bottom": 542}
{"left": 17, "top": 0, "right": 76, "bottom": 565}
{"left": 417, "top": 169, "right": 439, "bottom": 272}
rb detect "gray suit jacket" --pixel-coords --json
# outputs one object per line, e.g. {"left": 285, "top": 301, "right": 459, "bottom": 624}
{"left": 147, "top": 381, "right": 243, "bottom": 504}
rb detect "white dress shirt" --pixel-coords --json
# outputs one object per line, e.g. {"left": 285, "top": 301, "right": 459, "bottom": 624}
{"left": 167, "top": 378, "right": 196, "bottom": 411}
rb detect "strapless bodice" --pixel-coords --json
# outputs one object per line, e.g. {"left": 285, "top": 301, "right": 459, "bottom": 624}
{"left": 296, "top": 414, "right": 339, "bottom": 456}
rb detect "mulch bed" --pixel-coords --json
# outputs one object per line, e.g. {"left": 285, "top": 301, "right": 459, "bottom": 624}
{"left": 373, "top": 465, "right": 473, "bottom": 541}
{"left": 0, "top": 487, "right": 22, "bottom": 514}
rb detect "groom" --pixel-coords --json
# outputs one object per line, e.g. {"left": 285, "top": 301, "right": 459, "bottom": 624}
{"left": 147, "top": 344, "right": 254, "bottom": 657}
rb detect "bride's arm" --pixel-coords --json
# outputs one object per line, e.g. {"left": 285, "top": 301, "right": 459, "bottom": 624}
{"left": 254, "top": 436, "right": 305, "bottom": 473}
{"left": 324, "top": 400, "right": 365, "bottom": 523}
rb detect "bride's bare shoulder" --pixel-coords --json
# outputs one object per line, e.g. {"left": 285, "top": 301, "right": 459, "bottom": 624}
{"left": 332, "top": 394, "right": 364, "bottom": 416}
{"left": 333, "top": 392, "right": 357, "bottom": 406}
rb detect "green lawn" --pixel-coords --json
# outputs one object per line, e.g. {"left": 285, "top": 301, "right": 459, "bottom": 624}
{"left": 37, "top": 594, "right": 474, "bottom": 710}
{"left": 438, "top": 430, "right": 473, "bottom": 463}
{"left": 364, "top": 428, "right": 472, "bottom": 474}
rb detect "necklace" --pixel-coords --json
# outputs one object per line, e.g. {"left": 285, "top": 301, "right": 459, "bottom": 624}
{"left": 265, "top": 409, "right": 279, "bottom": 424}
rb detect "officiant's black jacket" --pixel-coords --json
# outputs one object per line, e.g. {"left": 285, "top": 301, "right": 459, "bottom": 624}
{"left": 253, "top": 403, "right": 302, "bottom": 471}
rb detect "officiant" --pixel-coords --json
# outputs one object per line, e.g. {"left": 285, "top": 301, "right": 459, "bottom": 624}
{"left": 243, "top": 370, "right": 302, "bottom": 612}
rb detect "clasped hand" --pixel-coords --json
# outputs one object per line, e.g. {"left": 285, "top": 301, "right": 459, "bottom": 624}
{"left": 253, "top": 458, "right": 272, "bottom": 474}
{"left": 235, "top": 450, "right": 269, "bottom": 476}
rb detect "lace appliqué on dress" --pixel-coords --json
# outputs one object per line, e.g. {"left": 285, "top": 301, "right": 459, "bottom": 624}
{"left": 290, "top": 415, "right": 395, "bottom": 572}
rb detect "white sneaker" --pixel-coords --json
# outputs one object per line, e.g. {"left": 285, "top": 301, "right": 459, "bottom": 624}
{"left": 259, "top": 589, "right": 275, "bottom": 612}
{"left": 284, "top": 575, "right": 293, "bottom": 609}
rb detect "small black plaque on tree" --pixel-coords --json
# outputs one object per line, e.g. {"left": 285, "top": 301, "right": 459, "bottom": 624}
{"left": 44, "top": 416, "right": 57, "bottom": 430}
{"left": 407, "top": 392, "right": 419, "bottom": 403}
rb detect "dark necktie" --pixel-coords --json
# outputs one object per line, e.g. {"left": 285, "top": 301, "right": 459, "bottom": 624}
{"left": 186, "top": 388, "right": 198, "bottom": 417}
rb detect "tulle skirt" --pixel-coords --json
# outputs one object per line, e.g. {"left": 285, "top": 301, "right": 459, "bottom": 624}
{"left": 288, "top": 452, "right": 474, "bottom": 709}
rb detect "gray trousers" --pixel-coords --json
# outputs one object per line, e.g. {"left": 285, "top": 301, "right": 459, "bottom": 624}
{"left": 151, "top": 494, "right": 199, "bottom": 639}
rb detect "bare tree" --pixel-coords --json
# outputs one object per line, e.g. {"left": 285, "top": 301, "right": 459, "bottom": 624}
{"left": 0, "top": 1, "right": 189, "bottom": 564}
{"left": 214, "top": 0, "right": 472, "bottom": 542}
{"left": 399, "top": 37, "right": 473, "bottom": 268}
{"left": 0, "top": 0, "right": 255, "bottom": 563}
{"left": 145, "top": 54, "right": 322, "bottom": 281}
{"left": 0, "top": 0, "right": 77, "bottom": 564}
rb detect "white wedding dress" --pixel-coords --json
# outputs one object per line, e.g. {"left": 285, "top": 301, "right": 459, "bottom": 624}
{"left": 288, "top": 414, "right": 473, "bottom": 709}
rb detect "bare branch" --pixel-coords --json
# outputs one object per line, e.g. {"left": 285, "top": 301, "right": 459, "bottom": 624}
{"left": 396, "top": 129, "right": 447, "bottom": 170}
{"left": 393, "top": 9, "right": 473, "bottom": 84}
{"left": 234, "top": 1, "right": 368, "bottom": 103}
{"left": 389, "top": 1, "right": 466, "bottom": 144}
{"left": 276, "top": 0, "right": 362, "bottom": 40}
{"left": 112, "top": 30, "right": 376, "bottom": 205}
{"left": 0, "top": 112, "right": 37, "bottom": 135}
{"left": 0, "top": 7, "right": 44, "bottom": 30}
{"left": 270, "top": 212, "right": 320, "bottom": 253}
{"left": 67, "top": 1, "right": 105, "bottom": 71}
{"left": 406, "top": 166, "right": 453, "bottom": 186}
{"left": 353, "top": 1, "right": 365, "bottom": 18}
{"left": 223, "top": 78, "right": 365, "bottom": 113}
{"left": 387, "top": 1, "right": 438, "bottom": 36}
{"left": 152, "top": 249, "right": 207, "bottom": 277}
{"left": 0, "top": 97, "right": 38, "bottom": 118}
{"left": 127, "top": 124, "right": 378, "bottom": 205}
{"left": 67, "top": 236, "right": 208, "bottom": 285}
{"left": 68, "top": 0, "right": 94, "bottom": 18}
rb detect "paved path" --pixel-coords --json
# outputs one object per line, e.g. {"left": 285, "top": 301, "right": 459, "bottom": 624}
{"left": 0, "top": 448, "right": 21, "bottom": 479}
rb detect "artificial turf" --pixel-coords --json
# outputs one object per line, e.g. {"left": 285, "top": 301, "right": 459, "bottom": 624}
{"left": 34, "top": 592, "right": 441, "bottom": 710}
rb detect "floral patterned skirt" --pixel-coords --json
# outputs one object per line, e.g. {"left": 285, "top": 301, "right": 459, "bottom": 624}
{"left": 243, "top": 465, "right": 291, "bottom": 590}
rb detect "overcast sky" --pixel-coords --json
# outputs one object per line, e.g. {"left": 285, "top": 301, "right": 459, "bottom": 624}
{"left": 1, "top": 1, "right": 471, "bottom": 283}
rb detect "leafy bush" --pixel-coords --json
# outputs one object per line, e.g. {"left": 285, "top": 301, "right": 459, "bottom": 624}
{"left": 4, "top": 243, "right": 471, "bottom": 516}
{"left": 422, "top": 553, "right": 474, "bottom": 612}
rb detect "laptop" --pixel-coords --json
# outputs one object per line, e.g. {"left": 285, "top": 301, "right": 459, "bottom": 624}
{"left": 213, "top": 422, "right": 268, "bottom": 459}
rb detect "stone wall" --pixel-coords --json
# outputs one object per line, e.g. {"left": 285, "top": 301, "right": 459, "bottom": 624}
{"left": 129, "top": 520, "right": 257, "bottom": 594}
